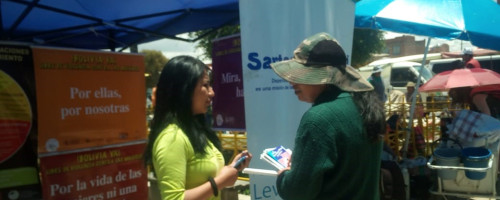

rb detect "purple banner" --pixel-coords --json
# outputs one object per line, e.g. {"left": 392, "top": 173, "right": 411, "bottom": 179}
{"left": 211, "top": 34, "right": 245, "bottom": 131}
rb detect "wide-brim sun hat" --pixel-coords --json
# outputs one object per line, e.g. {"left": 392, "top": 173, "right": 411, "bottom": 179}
{"left": 270, "top": 32, "right": 374, "bottom": 92}
{"left": 372, "top": 65, "right": 383, "bottom": 73}
{"left": 406, "top": 81, "right": 416, "bottom": 87}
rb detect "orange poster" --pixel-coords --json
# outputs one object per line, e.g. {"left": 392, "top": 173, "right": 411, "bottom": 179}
{"left": 39, "top": 143, "right": 147, "bottom": 200}
{"left": 32, "top": 47, "right": 146, "bottom": 154}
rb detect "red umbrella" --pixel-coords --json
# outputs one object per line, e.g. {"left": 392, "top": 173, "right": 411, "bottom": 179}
{"left": 419, "top": 68, "right": 500, "bottom": 92}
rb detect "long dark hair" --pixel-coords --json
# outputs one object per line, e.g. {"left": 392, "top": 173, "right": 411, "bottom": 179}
{"left": 351, "top": 91, "right": 386, "bottom": 142}
{"left": 144, "top": 56, "right": 221, "bottom": 165}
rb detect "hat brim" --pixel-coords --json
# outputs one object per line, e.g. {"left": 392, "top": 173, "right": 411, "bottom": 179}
{"left": 271, "top": 59, "right": 374, "bottom": 92}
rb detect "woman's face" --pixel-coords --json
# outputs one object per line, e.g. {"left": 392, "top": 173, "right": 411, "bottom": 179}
{"left": 290, "top": 82, "right": 326, "bottom": 103}
{"left": 192, "top": 71, "right": 214, "bottom": 115}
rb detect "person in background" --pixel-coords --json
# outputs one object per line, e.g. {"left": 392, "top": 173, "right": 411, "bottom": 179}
{"left": 470, "top": 85, "right": 500, "bottom": 119}
{"left": 449, "top": 87, "right": 473, "bottom": 111}
{"left": 271, "top": 32, "right": 386, "bottom": 200}
{"left": 449, "top": 85, "right": 500, "bottom": 119}
{"left": 405, "top": 81, "right": 424, "bottom": 118}
{"left": 369, "top": 65, "right": 387, "bottom": 102}
{"left": 462, "top": 47, "right": 482, "bottom": 69}
{"left": 405, "top": 81, "right": 421, "bottom": 103}
{"left": 151, "top": 86, "right": 157, "bottom": 108}
{"left": 144, "top": 56, "right": 252, "bottom": 200}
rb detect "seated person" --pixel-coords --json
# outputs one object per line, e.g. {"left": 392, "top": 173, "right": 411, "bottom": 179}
{"left": 449, "top": 87, "right": 473, "bottom": 111}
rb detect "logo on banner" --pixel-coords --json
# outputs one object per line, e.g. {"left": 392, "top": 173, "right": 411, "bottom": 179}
{"left": 246, "top": 52, "right": 293, "bottom": 70}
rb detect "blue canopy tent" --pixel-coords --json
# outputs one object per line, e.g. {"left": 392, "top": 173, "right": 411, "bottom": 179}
{"left": 3, "top": 0, "right": 499, "bottom": 52}
{"left": 0, "top": 0, "right": 239, "bottom": 51}
{"left": 355, "top": 0, "right": 500, "bottom": 158}
{"left": 355, "top": 0, "right": 500, "bottom": 51}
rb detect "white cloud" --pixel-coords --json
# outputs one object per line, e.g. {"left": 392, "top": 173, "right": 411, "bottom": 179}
{"left": 138, "top": 33, "right": 211, "bottom": 63}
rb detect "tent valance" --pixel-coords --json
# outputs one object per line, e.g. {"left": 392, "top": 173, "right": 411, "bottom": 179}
{"left": 1, "top": 0, "right": 239, "bottom": 51}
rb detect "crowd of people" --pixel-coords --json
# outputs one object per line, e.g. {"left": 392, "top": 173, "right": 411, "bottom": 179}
{"left": 144, "top": 32, "right": 388, "bottom": 199}
{"left": 143, "top": 31, "right": 499, "bottom": 200}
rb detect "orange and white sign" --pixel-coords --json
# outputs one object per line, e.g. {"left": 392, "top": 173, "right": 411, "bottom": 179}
{"left": 32, "top": 47, "right": 146, "bottom": 154}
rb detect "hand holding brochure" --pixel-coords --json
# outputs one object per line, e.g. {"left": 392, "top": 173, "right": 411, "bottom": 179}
{"left": 260, "top": 145, "right": 292, "bottom": 170}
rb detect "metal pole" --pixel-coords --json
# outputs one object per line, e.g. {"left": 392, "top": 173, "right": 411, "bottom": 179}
{"left": 402, "top": 37, "right": 432, "bottom": 159}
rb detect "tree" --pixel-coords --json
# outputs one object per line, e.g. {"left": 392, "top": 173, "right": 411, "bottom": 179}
{"left": 351, "top": 28, "right": 385, "bottom": 67}
{"left": 191, "top": 26, "right": 384, "bottom": 68}
{"left": 190, "top": 25, "right": 240, "bottom": 60}
{"left": 141, "top": 49, "right": 168, "bottom": 88}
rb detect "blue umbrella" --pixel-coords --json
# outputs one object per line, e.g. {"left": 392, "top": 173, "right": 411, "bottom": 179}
{"left": 355, "top": 0, "right": 500, "bottom": 51}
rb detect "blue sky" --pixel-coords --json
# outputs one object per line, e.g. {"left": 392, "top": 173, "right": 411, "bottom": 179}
{"left": 137, "top": 31, "right": 474, "bottom": 64}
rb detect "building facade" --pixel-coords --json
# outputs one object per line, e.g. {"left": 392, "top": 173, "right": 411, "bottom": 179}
{"left": 383, "top": 35, "right": 449, "bottom": 57}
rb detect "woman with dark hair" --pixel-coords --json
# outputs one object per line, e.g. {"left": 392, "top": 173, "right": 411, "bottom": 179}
{"left": 270, "top": 33, "right": 386, "bottom": 199}
{"left": 144, "top": 56, "right": 252, "bottom": 200}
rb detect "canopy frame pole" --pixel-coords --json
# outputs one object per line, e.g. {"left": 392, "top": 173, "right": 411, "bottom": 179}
{"left": 402, "top": 37, "right": 432, "bottom": 159}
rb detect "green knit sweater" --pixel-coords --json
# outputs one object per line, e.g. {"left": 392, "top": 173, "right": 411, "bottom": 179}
{"left": 276, "top": 89, "right": 382, "bottom": 200}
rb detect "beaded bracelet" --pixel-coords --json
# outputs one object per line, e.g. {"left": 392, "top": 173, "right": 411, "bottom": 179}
{"left": 208, "top": 177, "right": 218, "bottom": 197}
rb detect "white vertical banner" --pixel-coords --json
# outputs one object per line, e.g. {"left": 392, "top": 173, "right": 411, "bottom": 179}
{"left": 239, "top": 0, "right": 355, "bottom": 199}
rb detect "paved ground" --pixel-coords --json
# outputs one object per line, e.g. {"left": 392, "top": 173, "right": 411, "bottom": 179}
{"left": 149, "top": 178, "right": 251, "bottom": 200}
{"left": 238, "top": 194, "right": 251, "bottom": 200}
